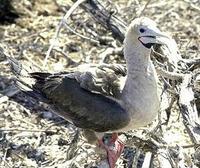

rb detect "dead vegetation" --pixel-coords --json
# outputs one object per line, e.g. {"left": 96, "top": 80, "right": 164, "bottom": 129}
{"left": 0, "top": 0, "right": 199, "bottom": 167}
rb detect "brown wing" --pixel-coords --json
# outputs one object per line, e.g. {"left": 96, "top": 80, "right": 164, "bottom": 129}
{"left": 9, "top": 56, "right": 130, "bottom": 132}
{"left": 31, "top": 72, "right": 130, "bottom": 132}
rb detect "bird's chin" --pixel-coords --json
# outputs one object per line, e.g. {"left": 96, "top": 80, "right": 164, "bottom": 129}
{"left": 141, "top": 42, "right": 155, "bottom": 49}
{"left": 138, "top": 37, "right": 155, "bottom": 49}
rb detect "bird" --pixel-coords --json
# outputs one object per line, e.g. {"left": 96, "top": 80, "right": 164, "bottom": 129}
{"left": 8, "top": 17, "right": 171, "bottom": 168}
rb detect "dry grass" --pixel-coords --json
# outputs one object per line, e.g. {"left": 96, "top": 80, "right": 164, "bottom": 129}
{"left": 0, "top": 0, "right": 199, "bottom": 167}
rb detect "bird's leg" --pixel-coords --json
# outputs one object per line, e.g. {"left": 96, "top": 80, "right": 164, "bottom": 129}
{"left": 109, "top": 132, "right": 118, "bottom": 144}
{"left": 98, "top": 133, "right": 125, "bottom": 168}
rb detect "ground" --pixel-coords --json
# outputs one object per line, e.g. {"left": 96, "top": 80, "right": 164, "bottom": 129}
{"left": 0, "top": 0, "right": 199, "bottom": 167}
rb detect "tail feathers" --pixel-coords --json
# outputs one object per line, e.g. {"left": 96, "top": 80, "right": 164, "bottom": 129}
{"left": 8, "top": 57, "right": 50, "bottom": 102}
{"left": 8, "top": 57, "right": 23, "bottom": 76}
{"left": 0, "top": 46, "right": 49, "bottom": 102}
{"left": 8, "top": 57, "right": 36, "bottom": 90}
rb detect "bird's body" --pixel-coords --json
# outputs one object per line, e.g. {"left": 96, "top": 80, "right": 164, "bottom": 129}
{"left": 9, "top": 17, "right": 171, "bottom": 168}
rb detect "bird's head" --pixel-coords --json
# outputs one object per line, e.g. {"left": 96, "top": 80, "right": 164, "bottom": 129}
{"left": 125, "top": 17, "right": 170, "bottom": 50}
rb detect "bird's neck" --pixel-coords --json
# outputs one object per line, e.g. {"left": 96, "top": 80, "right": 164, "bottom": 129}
{"left": 124, "top": 39, "right": 152, "bottom": 74}
{"left": 121, "top": 39, "right": 158, "bottom": 108}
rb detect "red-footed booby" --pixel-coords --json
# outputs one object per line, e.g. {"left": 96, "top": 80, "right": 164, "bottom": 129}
{"left": 9, "top": 17, "right": 170, "bottom": 168}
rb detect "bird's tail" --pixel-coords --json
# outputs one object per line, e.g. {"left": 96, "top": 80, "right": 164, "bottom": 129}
{"left": 0, "top": 46, "right": 50, "bottom": 102}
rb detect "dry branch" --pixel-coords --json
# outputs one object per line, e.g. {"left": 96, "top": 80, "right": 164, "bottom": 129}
{"left": 72, "top": 0, "right": 126, "bottom": 43}
{"left": 179, "top": 74, "right": 200, "bottom": 145}
{"left": 43, "top": 0, "right": 86, "bottom": 68}
{"left": 141, "top": 152, "right": 153, "bottom": 168}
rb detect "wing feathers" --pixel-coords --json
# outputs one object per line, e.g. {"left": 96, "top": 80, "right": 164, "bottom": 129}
{"left": 9, "top": 58, "right": 130, "bottom": 132}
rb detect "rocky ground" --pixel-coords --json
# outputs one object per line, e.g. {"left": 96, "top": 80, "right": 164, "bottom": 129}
{"left": 0, "top": 0, "right": 199, "bottom": 167}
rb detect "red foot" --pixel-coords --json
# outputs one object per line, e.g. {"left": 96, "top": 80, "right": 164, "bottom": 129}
{"left": 109, "top": 133, "right": 118, "bottom": 145}
{"left": 98, "top": 134, "right": 125, "bottom": 168}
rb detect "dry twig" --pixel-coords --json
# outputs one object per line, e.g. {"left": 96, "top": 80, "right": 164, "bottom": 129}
{"left": 43, "top": 0, "right": 86, "bottom": 68}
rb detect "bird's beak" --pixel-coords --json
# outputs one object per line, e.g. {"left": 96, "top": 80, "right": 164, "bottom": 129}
{"left": 138, "top": 29, "right": 170, "bottom": 48}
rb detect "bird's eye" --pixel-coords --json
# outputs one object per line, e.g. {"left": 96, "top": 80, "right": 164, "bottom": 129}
{"left": 139, "top": 28, "right": 145, "bottom": 33}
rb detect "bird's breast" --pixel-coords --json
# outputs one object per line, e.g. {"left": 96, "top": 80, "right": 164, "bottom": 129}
{"left": 120, "top": 73, "right": 160, "bottom": 131}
